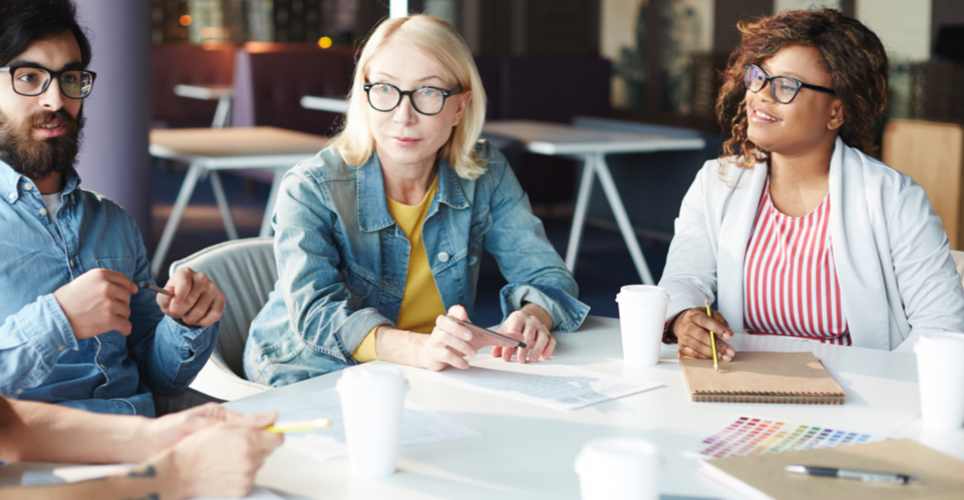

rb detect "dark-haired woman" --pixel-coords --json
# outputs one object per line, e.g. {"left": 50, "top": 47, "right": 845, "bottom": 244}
{"left": 659, "top": 8, "right": 964, "bottom": 359}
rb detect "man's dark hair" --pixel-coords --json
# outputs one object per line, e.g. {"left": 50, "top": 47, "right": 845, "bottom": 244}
{"left": 0, "top": 0, "right": 92, "bottom": 67}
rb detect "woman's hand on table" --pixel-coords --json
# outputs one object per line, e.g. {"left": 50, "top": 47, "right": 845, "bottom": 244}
{"left": 670, "top": 307, "right": 735, "bottom": 361}
{"left": 493, "top": 303, "right": 556, "bottom": 364}
{"left": 419, "top": 305, "right": 520, "bottom": 371}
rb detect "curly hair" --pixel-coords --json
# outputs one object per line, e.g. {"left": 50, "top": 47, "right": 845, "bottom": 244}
{"left": 716, "top": 8, "right": 889, "bottom": 168}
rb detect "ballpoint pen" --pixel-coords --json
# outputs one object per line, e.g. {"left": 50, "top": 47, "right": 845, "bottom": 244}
{"left": 785, "top": 465, "right": 921, "bottom": 484}
{"left": 139, "top": 281, "right": 174, "bottom": 297}
{"left": 705, "top": 299, "right": 718, "bottom": 371}
{"left": 450, "top": 317, "right": 527, "bottom": 349}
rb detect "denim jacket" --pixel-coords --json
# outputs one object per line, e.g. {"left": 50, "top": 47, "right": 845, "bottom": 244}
{"left": 245, "top": 141, "right": 589, "bottom": 386}
{"left": 0, "top": 161, "right": 219, "bottom": 416}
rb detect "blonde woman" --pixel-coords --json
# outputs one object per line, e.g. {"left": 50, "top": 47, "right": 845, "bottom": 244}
{"left": 244, "top": 15, "right": 588, "bottom": 386}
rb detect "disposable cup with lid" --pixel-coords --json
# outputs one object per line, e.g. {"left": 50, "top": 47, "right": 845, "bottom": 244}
{"left": 336, "top": 365, "right": 409, "bottom": 477}
{"left": 574, "top": 437, "right": 660, "bottom": 500}
{"left": 915, "top": 333, "right": 964, "bottom": 430}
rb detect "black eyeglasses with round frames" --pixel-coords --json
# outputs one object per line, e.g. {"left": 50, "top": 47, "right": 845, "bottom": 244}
{"left": 744, "top": 64, "right": 834, "bottom": 104}
{"left": 363, "top": 82, "right": 463, "bottom": 116}
{"left": 0, "top": 65, "right": 97, "bottom": 99}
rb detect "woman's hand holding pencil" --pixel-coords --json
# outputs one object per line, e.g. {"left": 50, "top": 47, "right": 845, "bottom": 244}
{"left": 668, "top": 304, "right": 736, "bottom": 361}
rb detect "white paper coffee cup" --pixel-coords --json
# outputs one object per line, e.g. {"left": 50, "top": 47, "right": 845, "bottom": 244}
{"left": 615, "top": 285, "right": 670, "bottom": 366}
{"left": 336, "top": 364, "right": 408, "bottom": 477}
{"left": 915, "top": 333, "right": 964, "bottom": 430}
{"left": 574, "top": 437, "right": 660, "bottom": 500}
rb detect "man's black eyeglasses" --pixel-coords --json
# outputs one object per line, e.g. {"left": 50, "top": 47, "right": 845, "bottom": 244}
{"left": 0, "top": 66, "right": 97, "bottom": 99}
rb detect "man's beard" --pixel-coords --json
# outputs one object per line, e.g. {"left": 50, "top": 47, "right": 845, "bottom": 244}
{"left": 0, "top": 108, "right": 84, "bottom": 181}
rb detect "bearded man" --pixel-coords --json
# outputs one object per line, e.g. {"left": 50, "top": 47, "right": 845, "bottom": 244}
{"left": 0, "top": 0, "right": 225, "bottom": 416}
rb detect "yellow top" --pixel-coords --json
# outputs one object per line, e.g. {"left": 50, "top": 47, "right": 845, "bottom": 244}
{"left": 351, "top": 177, "right": 446, "bottom": 362}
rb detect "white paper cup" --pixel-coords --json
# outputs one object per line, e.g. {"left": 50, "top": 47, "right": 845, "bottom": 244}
{"left": 615, "top": 285, "right": 670, "bottom": 366}
{"left": 336, "top": 365, "right": 408, "bottom": 477}
{"left": 574, "top": 437, "right": 660, "bottom": 500}
{"left": 915, "top": 333, "right": 964, "bottom": 430}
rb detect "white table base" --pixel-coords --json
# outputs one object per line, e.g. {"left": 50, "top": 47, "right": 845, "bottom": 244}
{"left": 567, "top": 152, "right": 655, "bottom": 285}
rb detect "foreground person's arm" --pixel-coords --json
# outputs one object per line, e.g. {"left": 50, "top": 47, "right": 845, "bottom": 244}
{"left": 0, "top": 401, "right": 282, "bottom": 500}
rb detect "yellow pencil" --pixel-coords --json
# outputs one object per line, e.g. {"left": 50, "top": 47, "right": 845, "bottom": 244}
{"left": 705, "top": 299, "right": 719, "bottom": 372}
{"left": 266, "top": 418, "right": 331, "bottom": 433}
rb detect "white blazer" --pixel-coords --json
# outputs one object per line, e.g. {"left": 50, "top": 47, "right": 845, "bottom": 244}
{"left": 659, "top": 137, "right": 964, "bottom": 351}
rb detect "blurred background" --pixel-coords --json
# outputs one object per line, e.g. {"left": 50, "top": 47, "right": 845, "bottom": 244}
{"left": 73, "top": 0, "right": 964, "bottom": 325}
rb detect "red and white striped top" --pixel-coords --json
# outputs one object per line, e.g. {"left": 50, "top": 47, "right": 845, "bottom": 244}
{"left": 743, "top": 178, "right": 851, "bottom": 345}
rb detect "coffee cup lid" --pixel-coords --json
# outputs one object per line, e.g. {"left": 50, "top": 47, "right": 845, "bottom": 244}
{"left": 574, "top": 437, "right": 660, "bottom": 474}
{"left": 336, "top": 364, "right": 408, "bottom": 393}
{"left": 616, "top": 285, "right": 669, "bottom": 305}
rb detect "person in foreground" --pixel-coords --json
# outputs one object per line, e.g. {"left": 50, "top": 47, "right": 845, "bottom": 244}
{"left": 0, "top": 396, "right": 282, "bottom": 500}
{"left": 0, "top": 0, "right": 224, "bottom": 415}
{"left": 245, "top": 14, "right": 588, "bottom": 386}
{"left": 659, "top": 8, "right": 964, "bottom": 359}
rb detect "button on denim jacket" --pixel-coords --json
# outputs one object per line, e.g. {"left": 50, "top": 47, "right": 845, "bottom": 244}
{"left": 245, "top": 141, "right": 589, "bottom": 386}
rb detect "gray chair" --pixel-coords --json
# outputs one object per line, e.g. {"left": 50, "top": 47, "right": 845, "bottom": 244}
{"left": 952, "top": 250, "right": 964, "bottom": 290}
{"left": 154, "top": 238, "right": 275, "bottom": 414}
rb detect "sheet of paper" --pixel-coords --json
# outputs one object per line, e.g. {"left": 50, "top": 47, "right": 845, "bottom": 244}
{"left": 224, "top": 387, "right": 480, "bottom": 462}
{"left": 421, "top": 358, "right": 663, "bottom": 411}
{"left": 52, "top": 464, "right": 135, "bottom": 482}
{"left": 195, "top": 486, "right": 286, "bottom": 500}
{"left": 696, "top": 414, "right": 887, "bottom": 458}
{"left": 26, "top": 466, "right": 284, "bottom": 499}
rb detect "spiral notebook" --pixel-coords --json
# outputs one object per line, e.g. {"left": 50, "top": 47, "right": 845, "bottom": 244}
{"left": 679, "top": 351, "right": 845, "bottom": 404}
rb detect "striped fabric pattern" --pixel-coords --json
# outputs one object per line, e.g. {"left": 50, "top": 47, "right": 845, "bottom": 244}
{"left": 743, "top": 179, "right": 851, "bottom": 346}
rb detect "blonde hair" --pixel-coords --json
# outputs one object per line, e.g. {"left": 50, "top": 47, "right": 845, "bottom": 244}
{"left": 334, "top": 15, "right": 488, "bottom": 179}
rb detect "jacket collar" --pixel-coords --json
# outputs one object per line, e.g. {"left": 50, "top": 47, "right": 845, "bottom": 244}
{"left": 356, "top": 151, "right": 470, "bottom": 233}
{"left": 0, "top": 159, "right": 80, "bottom": 205}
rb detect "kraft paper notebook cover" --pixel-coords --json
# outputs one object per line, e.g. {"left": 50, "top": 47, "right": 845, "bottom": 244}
{"left": 679, "top": 351, "right": 845, "bottom": 404}
{"left": 698, "top": 438, "right": 964, "bottom": 500}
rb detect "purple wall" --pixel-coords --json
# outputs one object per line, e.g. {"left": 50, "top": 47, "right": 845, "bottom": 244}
{"left": 73, "top": 1, "right": 153, "bottom": 246}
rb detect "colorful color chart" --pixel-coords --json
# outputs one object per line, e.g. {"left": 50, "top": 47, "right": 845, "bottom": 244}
{"left": 696, "top": 415, "right": 884, "bottom": 458}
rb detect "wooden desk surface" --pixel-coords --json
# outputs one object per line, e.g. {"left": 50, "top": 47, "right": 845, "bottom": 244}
{"left": 149, "top": 126, "right": 329, "bottom": 159}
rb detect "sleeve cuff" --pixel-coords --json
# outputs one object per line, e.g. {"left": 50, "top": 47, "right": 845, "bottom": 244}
{"left": 499, "top": 283, "right": 590, "bottom": 332}
{"left": 334, "top": 308, "right": 395, "bottom": 360}
{"left": 351, "top": 326, "right": 382, "bottom": 363}
{"left": 34, "top": 294, "right": 79, "bottom": 354}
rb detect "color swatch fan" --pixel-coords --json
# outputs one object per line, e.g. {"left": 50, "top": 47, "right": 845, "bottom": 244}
{"left": 696, "top": 415, "right": 885, "bottom": 459}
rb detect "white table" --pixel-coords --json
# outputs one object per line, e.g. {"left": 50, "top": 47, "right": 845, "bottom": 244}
{"left": 174, "top": 84, "right": 234, "bottom": 129}
{"left": 300, "top": 95, "right": 350, "bottom": 114}
{"left": 221, "top": 316, "right": 949, "bottom": 500}
{"left": 481, "top": 120, "right": 705, "bottom": 285}
{"left": 149, "top": 127, "right": 328, "bottom": 277}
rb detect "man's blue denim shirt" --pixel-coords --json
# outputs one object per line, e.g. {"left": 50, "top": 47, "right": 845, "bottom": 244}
{"left": 0, "top": 161, "right": 219, "bottom": 416}
{"left": 245, "top": 141, "right": 589, "bottom": 386}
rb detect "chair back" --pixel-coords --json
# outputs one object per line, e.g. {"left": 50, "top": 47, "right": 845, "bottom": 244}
{"left": 170, "top": 237, "right": 277, "bottom": 377}
{"left": 952, "top": 250, "right": 964, "bottom": 290}
{"left": 150, "top": 44, "right": 235, "bottom": 129}
{"left": 231, "top": 47, "right": 355, "bottom": 136}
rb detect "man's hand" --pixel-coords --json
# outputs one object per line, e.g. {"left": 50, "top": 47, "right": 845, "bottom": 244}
{"left": 156, "top": 267, "right": 225, "bottom": 327}
{"left": 143, "top": 403, "right": 242, "bottom": 457}
{"left": 53, "top": 268, "right": 138, "bottom": 339}
{"left": 155, "top": 411, "right": 284, "bottom": 500}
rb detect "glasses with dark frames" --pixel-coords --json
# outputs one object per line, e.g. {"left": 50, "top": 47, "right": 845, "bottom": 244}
{"left": 363, "top": 82, "right": 462, "bottom": 115}
{"left": 744, "top": 64, "right": 834, "bottom": 104}
{"left": 0, "top": 65, "right": 97, "bottom": 99}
